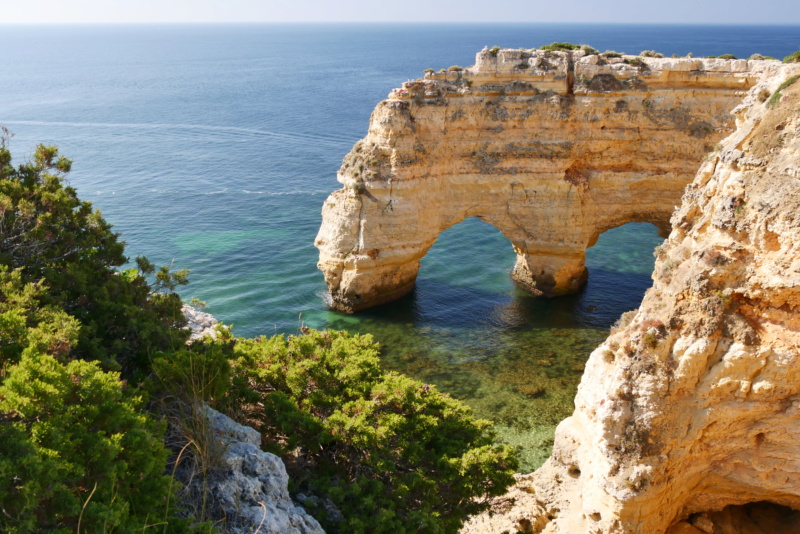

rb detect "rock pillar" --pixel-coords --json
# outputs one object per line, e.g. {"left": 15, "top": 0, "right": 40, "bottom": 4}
{"left": 511, "top": 250, "right": 588, "bottom": 297}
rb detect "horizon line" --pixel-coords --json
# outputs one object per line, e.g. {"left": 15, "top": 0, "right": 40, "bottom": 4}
{"left": 2, "top": 21, "right": 800, "bottom": 26}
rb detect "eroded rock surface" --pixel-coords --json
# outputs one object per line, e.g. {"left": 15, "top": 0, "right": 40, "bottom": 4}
{"left": 462, "top": 62, "right": 800, "bottom": 533}
{"left": 182, "top": 304, "right": 221, "bottom": 342}
{"left": 181, "top": 407, "right": 325, "bottom": 534}
{"left": 316, "top": 48, "right": 774, "bottom": 312}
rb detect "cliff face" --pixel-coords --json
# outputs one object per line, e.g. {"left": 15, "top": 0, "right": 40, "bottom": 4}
{"left": 463, "top": 63, "right": 800, "bottom": 533}
{"left": 316, "top": 48, "right": 771, "bottom": 312}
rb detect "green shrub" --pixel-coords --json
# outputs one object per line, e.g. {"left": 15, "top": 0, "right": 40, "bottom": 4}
{"left": 624, "top": 57, "right": 649, "bottom": 69}
{"left": 0, "top": 143, "right": 189, "bottom": 374}
{"left": 0, "top": 354, "right": 183, "bottom": 533}
{"left": 231, "top": 329, "right": 518, "bottom": 534}
{"left": 603, "top": 50, "right": 623, "bottom": 58}
{"left": 580, "top": 44, "right": 599, "bottom": 55}
{"left": 540, "top": 42, "right": 580, "bottom": 51}
{"left": 0, "top": 266, "right": 81, "bottom": 374}
{"left": 640, "top": 50, "right": 664, "bottom": 58}
{"left": 447, "top": 65, "right": 463, "bottom": 72}
{"left": 0, "top": 140, "right": 206, "bottom": 530}
{"left": 0, "top": 140, "right": 516, "bottom": 533}
{"left": 784, "top": 49, "right": 800, "bottom": 63}
{"left": 767, "top": 75, "right": 800, "bottom": 108}
{"left": 488, "top": 45, "right": 500, "bottom": 57}
{"left": 718, "top": 54, "right": 737, "bottom": 60}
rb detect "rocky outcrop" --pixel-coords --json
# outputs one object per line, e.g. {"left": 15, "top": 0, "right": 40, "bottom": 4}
{"left": 181, "top": 407, "right": 325, "bottom": 534}
{"left": 182, "top": 304, "right": 222, "bottom": 342}
{"left": 461, "top": 62, "right": 800, "bottom": 533}
{"left": 316, "top": 48, "right": 774, "bottom": 312}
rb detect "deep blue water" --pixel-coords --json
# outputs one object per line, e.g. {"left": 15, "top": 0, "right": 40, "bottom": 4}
{"left": 2, "top": 23, "right": 798, "bottom": 469}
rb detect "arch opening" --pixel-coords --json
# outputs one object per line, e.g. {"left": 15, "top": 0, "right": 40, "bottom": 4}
{"left": 581, "top": 222, "right": 665, "bottom": 320}
{"left": 414, "top": 216, "right": 518, "bottom": 325}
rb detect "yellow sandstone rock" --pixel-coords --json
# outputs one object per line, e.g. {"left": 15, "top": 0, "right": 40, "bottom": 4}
{"left": 461, "top": 61, "right": 800, "bottom": 533}
{"left": 316, "top": 48, "right": 771, "bottom": 312}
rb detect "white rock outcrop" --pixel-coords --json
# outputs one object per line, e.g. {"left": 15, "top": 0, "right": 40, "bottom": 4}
{"left": 182, "top": 304, "right": 222, "bottom": 342}
{"left": 188, "top": 407, "right": 325, "bottom": 534}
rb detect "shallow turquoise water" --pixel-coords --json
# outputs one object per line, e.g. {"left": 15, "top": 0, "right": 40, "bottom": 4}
{"left": 2, "top": 23, "right": 796, "bottom": 470}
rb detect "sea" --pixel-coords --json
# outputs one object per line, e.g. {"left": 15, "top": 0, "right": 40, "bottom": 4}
{"left": 2, "top": 23, "right": 798, "bottom": 470}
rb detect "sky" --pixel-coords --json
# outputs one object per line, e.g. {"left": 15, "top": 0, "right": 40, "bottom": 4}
{"left": 1, "top": 0, "right": 799, "bottom": 25}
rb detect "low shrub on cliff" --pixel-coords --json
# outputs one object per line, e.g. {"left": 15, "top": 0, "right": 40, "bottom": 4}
{"left": 767, "top": 75, "right": 799, "bottom": 108}
{"left": 1, "top": 139, "right": 517, "bottom": 533}
{"left": 0, "top": 139, "right": 204, "bottom": 531}
{"left": 0, "top": 354, "right": 188, "bottom": 533}
{"left": 784, "top": 48, "right": 800, "bottom": 63}
{"left": 0, "top": 142, "right": 189, "bottom": 375}
{"left": 539, "top": 42, "right": 580, "bottom": 51}
{"left": 213, "top": 329, "right": 518, "bottom": 534}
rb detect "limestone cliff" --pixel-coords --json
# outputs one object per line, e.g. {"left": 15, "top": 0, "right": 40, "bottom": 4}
{"left": 462, "top": 62, "right": 800, "bottom": 533}
{"left": 179, "top": 407, "right": 325, "bottom": 534}
{"left": 316, "top": 48, "right": 772, "bottom": 312}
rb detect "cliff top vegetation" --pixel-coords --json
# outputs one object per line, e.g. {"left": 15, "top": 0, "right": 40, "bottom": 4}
{"left": 0, "top": 137, "right": 518, "bottom": 533}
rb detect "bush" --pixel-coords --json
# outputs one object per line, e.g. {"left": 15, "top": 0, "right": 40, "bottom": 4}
{"left": 0, "top": 140, "right": 517, "bottom": 533}
{"left": 0, "top": 140, "right": 203, "bottom": 530}
{"left": 0, "top": 354, "right": 183, "bottom": 533}
{"left": 718, "top": 54, "right": 737, "bottom": 60}
{"left": 488, "top": 45, "right": 500, "bottom": 57}
{"left": 767, "top": 75, "right": 799, "bottom": 108}
{"left": 784, "top": 48, "right": 800, "bottom": 63}
{"left": 640, "top": 50, "right": 664, "bottom": 58}
{"left": 603, "top": 50, "right": 623, "bottom": 58}
{"left": 625, "top": 57, "right": 649, "bottom": 69}
{"left": 0, "top": 144, "right": 190, "bottom": 374}
{"left": 580, "top": 44, "right": 599, "bottom": 55}
{"left": 540, "top": 42, "right": 580, "bottom": 51}
{"left": 231, "top": 329, "right": 518, "bottom": 533}
{"left": 0, "top": 266, "right": 81, "bottom": 374}
{"left": 447, "top": 65, "right": 463, "bottom": 72}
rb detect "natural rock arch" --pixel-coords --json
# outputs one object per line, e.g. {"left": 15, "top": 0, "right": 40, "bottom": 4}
{"left": 316, "top": 48, "right": 769, "bottom": 312}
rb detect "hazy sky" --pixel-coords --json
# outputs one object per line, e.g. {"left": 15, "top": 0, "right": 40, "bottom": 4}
{"left": 2, "top": 0, "right": 799, "bottom": 25}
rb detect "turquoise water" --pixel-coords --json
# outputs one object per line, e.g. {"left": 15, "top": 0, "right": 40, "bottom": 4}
{"left": 2, "top": 24, "right": 798, "bottom": 470}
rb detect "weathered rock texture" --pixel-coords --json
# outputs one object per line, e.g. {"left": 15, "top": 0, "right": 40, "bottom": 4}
{"left": 316, "top": 48, "right": 774, "bottom": 312}
{"left": 182, "top": 304, "right": 221, "bottom": 342}
{"left": 461, "top": 62, "right": 800, "bottom": 533}
{"left": 181, "top": 407, "right": 325, "bottom": 534}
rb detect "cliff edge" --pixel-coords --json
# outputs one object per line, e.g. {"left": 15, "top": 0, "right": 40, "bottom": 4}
{"left": 462, "top": 62, "right": 800, "bottom": 533}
